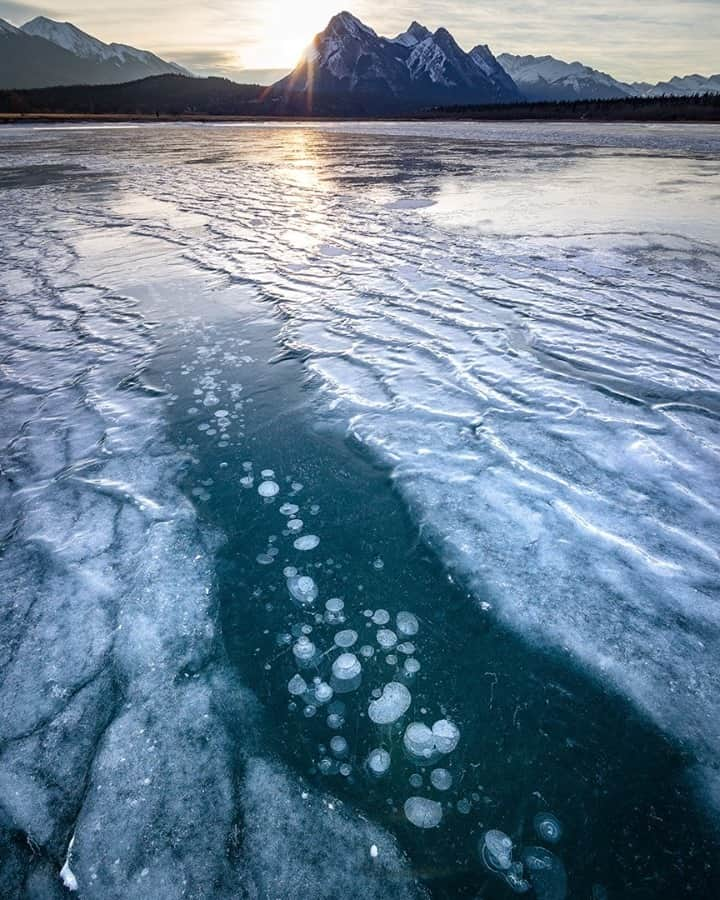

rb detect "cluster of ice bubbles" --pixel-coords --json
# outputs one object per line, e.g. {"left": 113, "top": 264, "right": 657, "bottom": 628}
{"left": 247, "top": 464, "right": 466, "bottom": 833}
{"left": 249, "top": 463, "right": 574, "bottom": 893}
{"left": 478, "top": 815, "right": 568, "bottom": 898}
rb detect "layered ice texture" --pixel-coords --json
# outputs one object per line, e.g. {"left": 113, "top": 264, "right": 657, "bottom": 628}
{"left": 1, "top": 121, "right": 719, "bottom": 895}
{"left": 0, "top": 147, "right": 421, "bottom": 898}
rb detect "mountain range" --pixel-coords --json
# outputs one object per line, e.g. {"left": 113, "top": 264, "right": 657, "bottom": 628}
{"left": 271, "top": 14, "right": 521, "bottom": 112}
{"left": 1, "top": 11, "right": 718, "bottom": 111}
{"left": 0, "top": 16, "right": 188, "bottom": 89}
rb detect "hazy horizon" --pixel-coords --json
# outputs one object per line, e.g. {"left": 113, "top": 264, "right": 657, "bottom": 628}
{"left": 1, "top": 1, "right": 718, "bottom": 84}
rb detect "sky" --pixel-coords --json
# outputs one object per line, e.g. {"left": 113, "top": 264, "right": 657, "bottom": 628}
{"left": 1, "top": 0, "right": 718, "bottom": 84}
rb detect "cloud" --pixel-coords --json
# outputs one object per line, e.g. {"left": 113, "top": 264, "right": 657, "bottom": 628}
{"left": 1, "top": 1, "right": 717, "bottom": 83}
{"left": 0, "top": 0, "right": 53, "bottom": 24}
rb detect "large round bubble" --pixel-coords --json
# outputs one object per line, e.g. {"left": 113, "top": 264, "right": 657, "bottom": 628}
{"left": 534, "top": 812, "right": 563, "bottom": 845}
{"left": 331, "top": 653, "right": 362, "bottom": 693}
{"left": 396, "top": 611, "right": 419, "bottom": 637}
{"left": 430, "top": 768, "right": 453, "bottom": 791}
{"left": 288, "top": 674, "right": 307, "bottom": 696}
{"left": 258, "top": 480, "right": 280, "bottom": 498}
{"left": 403, "top": 722, "right": 438, "bottom": 764}
{"left": 287, "top": 575, "right": 318, "bottom": 607}
{"left": 376, "top": 629, "right": 397, "bottom": 650}
{"left": 334, "top": 629, "right": 358, "bottom": 649}
{"left": 404, "top": 797, "right": 443, "bottom": 829}
{"left": 368, "top": 682, "right": 411, "bottom": 725}
{"left": 480, "top": 830, "right": 514, "bottom": 873}
{"left": 294, "top": 534, "right": 320, "bottom": 551}
{"left": 367, "top": 748, "right": 391, "bottom": 777}
{"left": 432, "top": 719, "right": 460, "bottom": 754}
{"left": 292, "top": 636, "right": 316, "bottom": 666}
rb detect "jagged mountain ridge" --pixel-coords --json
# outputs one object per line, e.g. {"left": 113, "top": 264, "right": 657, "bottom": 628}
{"left": 0, "top": 15, "right": 189, "bottom": 89}
{"left": 272, "top": 11, "right": 520, "bottom": 113}
{"left": 498, "top": 52, "right": 720, "bottom": 102}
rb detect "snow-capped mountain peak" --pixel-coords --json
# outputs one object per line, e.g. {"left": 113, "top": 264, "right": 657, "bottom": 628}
{"left": 327, "top": 10, "right": 377, "bottom": 40}
{"left": 640, "top": 72, "right": 720, "bottom": 97}
{"left": 19, "top": 15, "right": 190, "bottom": 76}
{"left": 21, "top": 16, "right": 110, "bottom": 59}
{"left": 277, "top": 13, "right": 521, "bottom": 111}
{"left": 497, "top": 52, "right": 635, "bottom": 101}
{"left": 393, "top": 21, "right": 432, "bottom": 48}
{"left": 0, "top": 17, "right": 20, "bottom": 35}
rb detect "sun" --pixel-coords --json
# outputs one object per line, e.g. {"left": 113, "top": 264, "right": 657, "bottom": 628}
{"left": 245, "top": 1, "right": 340, "bottom": 69}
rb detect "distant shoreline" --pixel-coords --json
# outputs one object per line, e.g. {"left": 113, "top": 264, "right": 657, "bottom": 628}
{"left": 2, "top": 112, "right": 719, "bottom": 126}
{"left": 1, "top": 86, "right": 718, "bottom": 126}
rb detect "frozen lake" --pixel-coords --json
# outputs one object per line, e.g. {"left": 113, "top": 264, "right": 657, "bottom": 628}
{"left": 1, "top": 121, "right": 719, "bottom": 899}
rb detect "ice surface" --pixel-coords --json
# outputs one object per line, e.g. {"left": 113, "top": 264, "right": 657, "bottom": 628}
{"left": 2, "top": 121, "right": 719, "bottom": 894}
{"left": 200, "top": 122, "right": 718, "bottom": 809}
{"left": 241, "top": 758, "right": 421, "bottom": 899}
{"left": 0, "top": 162, "right": 422, "bottom": 898}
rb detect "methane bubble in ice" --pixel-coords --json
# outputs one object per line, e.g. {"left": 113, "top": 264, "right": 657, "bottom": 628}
{"left": 339, "top": 764, "right": 352, "bottom": 777}
{"left": 534, "top": 813, "right": 563, "bottom": 845}
{"left": 294, "top": 534, "right": 320, "bottom": 551}
{"left": 288, "top": 518, "right": 304, "bottom": 532}
{"left": 398, "top": 642, "right": 416, "bottom": 655}
{"left": 334, "top": 629, "right": 358, "bottom": 648}
{"left": 331, "top": 653, "right": 362, "bottom": 693}
{"left": 327, "top": 713, "right": 343, "bottom": 729}
{"left": 288, "top": 674, "right": 307, "bottom": 697}
{"left": 403, "top": 658, "right": 421, "bottom": 676}
{"left": 288, "top": 575, "right": 318, "bottom": 606}
{"left": 314, "top": 682, "right": 334, "bottom": 704}
{"left": 403, "top": 723, "right": 438, "bottom": 764}
{"left": 330, "top": 735, "right": 349, "bottom": 758}
{"left": 258, "top": 480, "right": 280, "bottom": 498}
{"left": 293, "top": 636, "right": 316, "bottom": 667}
{"left": 430, "top": 768, "right": 453, "bottom": 791}
{"left": 396, "top": 612, "right": 419, "bottom": 638}
{"left": 481, "top": 830, "right": 514, "bottom": 873}
{"left": 367, "top": 748, "right": 391, "bottom": 777}
{"left": 521, "top": 847, "right": 568, "bottom": 900}
{"left": 283, "top": 566, "right": 298, "bottom": 578}
{"left": 404, "top": 797, "right": 443, "bottom": 829}
{"left": 280, "top": 503, "right": 299, "bottom": 516}
{"left": 319, "top": 757, "right": 333, "bottom": 775}
{"left": 433, "top": 719, "right": 460, "bottom": 754}
{"left": 369, "top": 682, "right": 411, "bottom": 725}
{"left": 360, "top": 645, "right": 375, "bottom": 659}
{"left": 372, "top": 609, "right": 390, "bottom": 625}
{"left": 261, "top": 469, "right": 275, "bottom": 478}
{"left": 376, "top": 629, "right": 398, "bottom": 650}
{"left": 506, "top": 863, "right": 531, "bottom": 894}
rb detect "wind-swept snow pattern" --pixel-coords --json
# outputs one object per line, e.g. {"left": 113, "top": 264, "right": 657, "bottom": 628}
{"left": 1, "top": 122, "right": 719, "bottom": 899}
{"left": 0, "top": 144, "right": 421, "bottom": 900}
